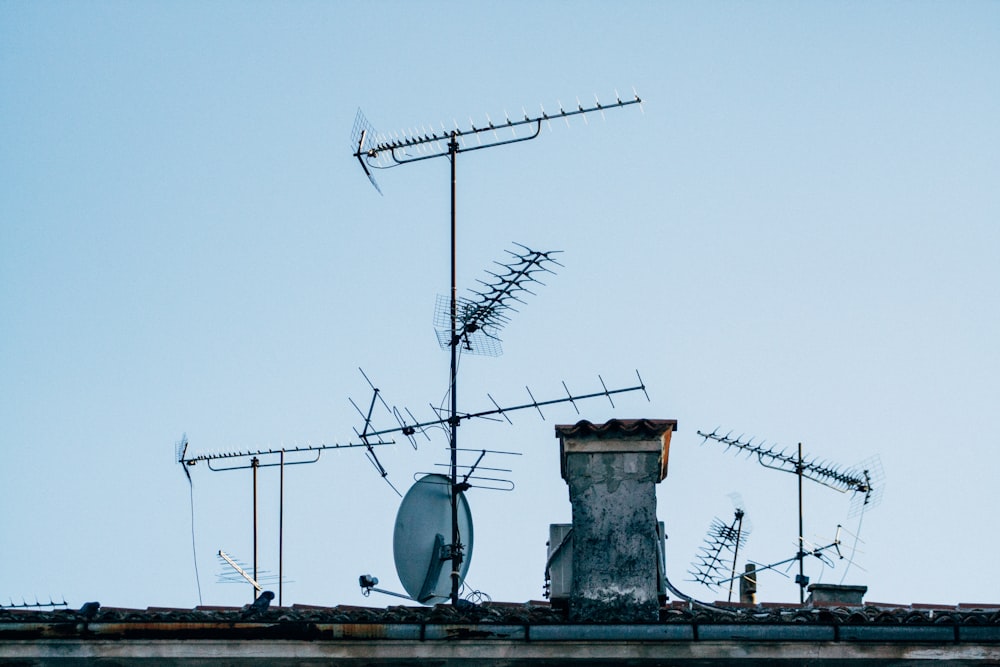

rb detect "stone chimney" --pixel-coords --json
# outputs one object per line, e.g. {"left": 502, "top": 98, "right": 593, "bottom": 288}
{"left": 806, "top": 583, "right": 868, "bottom": 606}
{"left": 555, "top": 419, "right": 676, "bottom": 621}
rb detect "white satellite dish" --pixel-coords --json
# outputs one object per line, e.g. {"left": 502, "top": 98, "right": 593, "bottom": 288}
{"left": 393, "top": 473, "right": 474, "bottom": 604}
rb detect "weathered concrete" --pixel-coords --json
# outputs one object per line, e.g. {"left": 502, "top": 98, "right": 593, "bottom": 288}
{"left": 556, "top": 419, "right": 676, "bottom": 622}
{"left": 5, "top": 633, "right": 1000, "bottom": 666}
{"left": 808, "top": 584, "right": 868, "bottom": 606}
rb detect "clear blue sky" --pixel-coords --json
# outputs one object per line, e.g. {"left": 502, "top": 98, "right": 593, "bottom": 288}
{"left": 2, "top": 1, "right": 998, "bottom": 610}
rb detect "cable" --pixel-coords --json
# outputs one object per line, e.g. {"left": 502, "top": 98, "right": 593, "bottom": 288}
{"left": 839, "top": 509, "right": 866, "bottom": 584}
{"left": 181, "top": 464, "right": 203, "bottom": 606}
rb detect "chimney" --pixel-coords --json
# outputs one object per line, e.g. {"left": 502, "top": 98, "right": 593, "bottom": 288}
{"left": 806, "top": 583, "right": 868, "bottom": 606}
{"left": 555, "top": 419, "right": 676, "bottom": 621}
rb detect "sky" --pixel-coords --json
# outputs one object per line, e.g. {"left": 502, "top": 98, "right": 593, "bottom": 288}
{"left": 2, "top": 1, "right": 999, "bottom": 611}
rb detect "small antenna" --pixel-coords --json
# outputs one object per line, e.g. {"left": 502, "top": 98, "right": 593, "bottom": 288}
{"left": 426, "top": 447, "right": 521, "bottom": 492}
{"left": 716, "top": 526, "right": 844, "bottom": 590}
{"left": 688, "top": 502, "right": 752, "bottom": 601}
{"left": 1, "top": 597, "right": 68, "bottom": 609}
{"left": 434, "top": 244, "right": 562, "bottom": 356}
{"left": 218, "top": 549, "right": 264, "bottom": 600}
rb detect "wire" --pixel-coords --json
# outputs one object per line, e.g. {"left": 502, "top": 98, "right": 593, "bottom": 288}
{"left": 182, "top": 464, "right": 203, "bottom": 606}
{"left": 663, "top": 570, "right": 738, "bottom": 614}
{"left": 839, "top": 507, "right": 867, "bottom": 584}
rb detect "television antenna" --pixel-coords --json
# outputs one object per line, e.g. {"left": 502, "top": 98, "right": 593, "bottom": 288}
{"left": 714, "top": 526, "right": 845, "bottom": 591}
{"left": 177, "top": 418, "right": 393, "bottom": 607}
{"left": 688, "top": 498, "right": 752, "bottom": 602}
{"left": 697, "top": 429, "right": 882, "bottom": 603}
{"left": 2, "top": 597, "right": 68, "bottom": 609}
{"left": 217, "top": 549, "right": 275, "bottom": 600}
{"left": 352, "top": 91, "right": 644, "bottom": 605}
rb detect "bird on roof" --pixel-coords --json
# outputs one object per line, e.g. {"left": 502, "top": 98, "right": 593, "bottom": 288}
{"left": 240, "top": 590, "right": 274, "bottom": 618}
{"left": 78, "top": 601, "right": 100, "bottom": 620}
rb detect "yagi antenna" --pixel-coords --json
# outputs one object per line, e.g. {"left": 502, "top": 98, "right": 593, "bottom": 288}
{"left": 354, "top": 371, "right": 648, "bottom": 444}
{"left": 2, "top": 597, "right": 68, "bottom": 609}
{"left": 688, "top": 501, "right": 752, "bottom": 602}
{"left": 351, "top": 90, "right": 641, "bottom": 191}
{"left": 697, "top": 429, "right": 882, "bottom": 602}
{"left": 435, "top": 244, "right": 562, "bottom": 356}
{"left": 426, "top": 447, "right": 522, "bottom": 492}
{"left": 696, "top": 430, "right": 873, "bottom": 494}
{"left": 218, "top": 549, "right": 263, "bottom": 593}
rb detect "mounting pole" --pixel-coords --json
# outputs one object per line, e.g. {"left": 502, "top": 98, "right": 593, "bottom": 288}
{"left": 252, "top": 455, "right": 259, "bottom": 597}
{"left": 448, "top": 133, "right": 462, "bottom": 606}
{"left": 727, "top": 509, "right": 745, "bottom": 603}
{"left": 279, "top": 449, "right": 285, "bottom": 607}
{"left": 797, "top": 442, "right": 805, "bottom": 604}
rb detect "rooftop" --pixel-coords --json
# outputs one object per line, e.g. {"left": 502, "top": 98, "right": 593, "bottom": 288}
{"left": 4, "top": 599, "right": 1000, "bottom": 665}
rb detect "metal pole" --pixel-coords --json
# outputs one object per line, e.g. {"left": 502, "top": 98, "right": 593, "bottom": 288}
{"left": 252, "top": 456, "right": 259, "bottom": 601}
{"left": 797, "top": 442, "right": 805, "bottom": 604}
{"left": 448, "top": 134, "right": 461, "bottom": 606}
{"left": 728, "top": 509, "right": 744, "bottom": 603}
{"left": 279, "top": 449, "right": 284, "bottom": 607}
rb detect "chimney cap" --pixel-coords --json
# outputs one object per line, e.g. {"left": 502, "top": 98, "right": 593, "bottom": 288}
{"left": 556, "top": 419, "right": 677, "bottom": 482}
{"left": 554, "top": 419, "right": 677, "bottom": 440}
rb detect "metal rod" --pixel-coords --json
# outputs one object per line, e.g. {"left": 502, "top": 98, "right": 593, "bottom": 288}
{"left": 358, "top": 381, "right": 647, "bottom": 441}
{"left": 279, "top": 449, "right": 284, "bottom": 607}
{"left": 727, "top": 510, "right": 745, "bottom": 603}
{"left": 252, "top": 456, "right": 259, "bottom": 598}
{"left": 449, "top": 133, "right": 461, "bottom": 607}
{"left": 713, "top": 535, "right": 842, "bottom": 586}
{"left": 798, "top": 442, "right": 805, "bottom": 604}
{"left": 182, "top": 439, "right": 388, "bottom": 466}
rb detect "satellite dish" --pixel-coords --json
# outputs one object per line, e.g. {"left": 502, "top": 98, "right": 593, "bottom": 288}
{"left": 393, "top": 473, "right": 473, "bottom": 604}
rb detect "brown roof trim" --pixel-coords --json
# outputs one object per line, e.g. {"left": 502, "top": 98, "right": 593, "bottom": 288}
{"left": 554, "top": 419, "right": 677, "bottom": 439}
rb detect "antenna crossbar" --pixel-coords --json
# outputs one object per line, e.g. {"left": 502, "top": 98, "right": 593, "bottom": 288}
{"left": 359, "top": 373, "right": 648, "bottom": 441}
{"left": 354, "top": 93, "right": 642, "bottom": 173}
{"left": 178, "top": 439, "right": 392, "bottom": 470}
{"left": 697, "top": 430, "right": 872, "bottom": 494}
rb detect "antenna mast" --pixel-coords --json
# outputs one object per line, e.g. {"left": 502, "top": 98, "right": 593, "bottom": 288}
{"left": 352, "top": 92, "right": 642, "bottom": 605}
